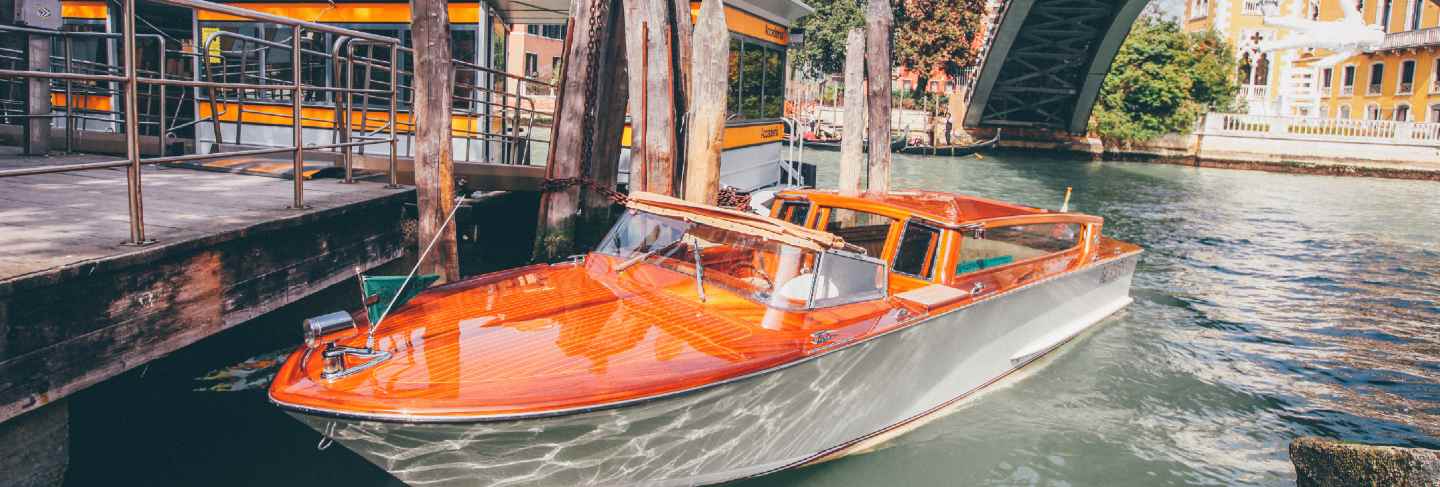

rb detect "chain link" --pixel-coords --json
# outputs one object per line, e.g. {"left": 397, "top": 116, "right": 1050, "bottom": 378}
{"left": 540, "top": 177, "right": 629, "bottom": 205}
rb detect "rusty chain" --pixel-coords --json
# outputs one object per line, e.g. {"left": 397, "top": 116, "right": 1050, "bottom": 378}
{"left": 540, "top": 177, "right": 628, "bottom": 204}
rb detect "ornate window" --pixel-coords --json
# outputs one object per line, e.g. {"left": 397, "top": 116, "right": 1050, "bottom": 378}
{"left": 1368, "top": 62, "right": 1385, "bottom": 95}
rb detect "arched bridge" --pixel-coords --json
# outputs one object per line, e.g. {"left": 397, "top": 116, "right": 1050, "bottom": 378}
{"left": 963, "top": 0, "right": 1150, "bottom": 134}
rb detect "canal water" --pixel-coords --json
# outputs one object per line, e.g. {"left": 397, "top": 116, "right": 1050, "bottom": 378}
{"left": 61, "top": 151, "right": 1439, "bottom": 486}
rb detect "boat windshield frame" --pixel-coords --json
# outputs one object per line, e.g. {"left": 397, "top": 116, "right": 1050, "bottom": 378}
{"left": 595, "top": 209, "right": 887, "bottom": 310}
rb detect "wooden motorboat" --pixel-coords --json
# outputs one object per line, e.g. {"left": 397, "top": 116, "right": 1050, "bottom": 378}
{"left": 269, "top": 190, "right": 1141, "bottom": 486}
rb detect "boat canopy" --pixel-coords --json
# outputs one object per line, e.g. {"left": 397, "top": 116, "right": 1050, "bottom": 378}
{"left": 627, "top": 192, "right": 847, "bottom": 252}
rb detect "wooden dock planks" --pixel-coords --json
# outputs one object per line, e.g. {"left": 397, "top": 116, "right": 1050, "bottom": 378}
{"left": 0, "top": 154, "right": 414, "bottom": 425}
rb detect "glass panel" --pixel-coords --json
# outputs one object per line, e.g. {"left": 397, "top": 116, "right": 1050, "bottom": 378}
{"left": 777, "top": 201, "right": 810, "bottom": 226}
{"left": 956, "top": 223, "right": 1080, "bottom": 275}
{"left": 893, "top": 223, "right": 941, "bottom": 279}
{"left": 823, "top": 208, "right": 894, "bottom": 257}
{"left": 810, "top": 252, "right": 887, "bottom": 308}
{"left": 597, "top": 211, "right": 823, "bottom": 310}
{"left": 451, "top": 28, "right": 478, "bottom": 110}
{"left": 728, "top": 39, "right": 741, "bottom": 118}
{"left": 762, "top": 47, "right": 784, "bottom": 119}
{"left": 740, "top": 42, "right": 764, "bottom": 118}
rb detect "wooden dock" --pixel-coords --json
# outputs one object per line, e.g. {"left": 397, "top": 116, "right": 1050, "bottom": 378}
{"left": 0, "top": 152, "right": 415, "bottom": 426}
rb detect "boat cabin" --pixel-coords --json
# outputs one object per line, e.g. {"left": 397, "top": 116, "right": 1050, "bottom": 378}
{"left": 769, "top": 190, "right": 1112, "bottom": 299}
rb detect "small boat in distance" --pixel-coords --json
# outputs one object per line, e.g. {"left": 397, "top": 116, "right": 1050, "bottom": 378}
{"left": 896, "top": 132, "right": 1000, "bottom": 157}
{"left": 270, "top": 190, "right": 1141, "bottom": 486}
{"left": 802, "top": 136, "right": 908, "bottom": 152}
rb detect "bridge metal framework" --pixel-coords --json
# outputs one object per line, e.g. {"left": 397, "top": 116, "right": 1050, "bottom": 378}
{"left": 964, "top": 0, "right": 1149, "bottom": 134}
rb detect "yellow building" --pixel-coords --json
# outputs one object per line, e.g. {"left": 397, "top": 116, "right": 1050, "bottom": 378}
{"left": 1184, "top": 0, "right": 1440, "bottom": 122}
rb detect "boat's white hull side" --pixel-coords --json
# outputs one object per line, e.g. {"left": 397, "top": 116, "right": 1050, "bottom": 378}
{"left": 290, "top": 253, "right": 1139, "bottom": 487}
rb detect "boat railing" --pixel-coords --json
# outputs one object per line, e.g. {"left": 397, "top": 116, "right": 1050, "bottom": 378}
{"left": 0, "top": 0, "right": 405, "bottom": 245}
{"left": 780, "top": 117, "right": 806, "bottom": 188}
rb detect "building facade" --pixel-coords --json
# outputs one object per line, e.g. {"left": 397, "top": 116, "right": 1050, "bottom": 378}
{"left": 1184, "top": 0, "right": 1440, "bottom": 121}
{"left": 506, "top": 24, "right": 566, "bottom": 82}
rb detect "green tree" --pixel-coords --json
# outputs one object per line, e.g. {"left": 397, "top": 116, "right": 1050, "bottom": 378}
{"left": 794, "top": 0, "right": 984, "bottom": 80}
{"left": 892, "top": 0, "right": 986, "bottom": 95}
{"left": 793, "top": 0, "right": 864, "bottom": 76}
{"left": 1092, "top": 18, "right": 1238, "bottom": 143}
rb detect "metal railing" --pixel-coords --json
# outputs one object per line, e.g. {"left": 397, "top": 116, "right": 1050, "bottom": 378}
{"left": 0, "top": 0, "right": 404, "bottom": 245}
{"left": 195, "top": 29, "right": 555, "bottom": 171}
{"left": 0, "top": 25, "right": 178, "bottom": 153}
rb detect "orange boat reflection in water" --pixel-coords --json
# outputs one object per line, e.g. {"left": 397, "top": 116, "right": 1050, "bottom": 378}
{"left": 270, "top": 190, "right": 1141, "bottom": 486}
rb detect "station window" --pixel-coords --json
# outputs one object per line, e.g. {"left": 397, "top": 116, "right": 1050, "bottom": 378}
{"left": 893, "top": 222, "right": 942, "bottom": 279}
{"left": 823, "top": 208, "right": 893, "bottom": 257}
{"left": 956, "top": 223, "right": 1080, "bottom": 275}
{"left": 727, "top": 36, "right": 785, "bottom": 120}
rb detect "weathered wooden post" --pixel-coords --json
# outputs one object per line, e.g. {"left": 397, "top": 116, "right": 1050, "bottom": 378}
{"left": 621, "top": 0, "right": 690, "bottom": 197}
{"left": 535, "top": 0, "right": 628, "bottom": 261}
{"left": 865, "top": 0, "right": 894, "bottom": 193}
{"left": 410, "top": 0, "right": 460, "bottom": 281}
{"left": 839, "top": 27, "right": 866, "bottom": 194}
{"left": 623, "top": 0, "right": 649, "bottom": 191}
{"left": 682, "top": 0, "right": 728, "bottom": 204}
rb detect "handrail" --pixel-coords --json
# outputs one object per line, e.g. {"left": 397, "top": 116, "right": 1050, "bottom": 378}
{"left": 0, "top": 0, "right": 404, "bottom": 245}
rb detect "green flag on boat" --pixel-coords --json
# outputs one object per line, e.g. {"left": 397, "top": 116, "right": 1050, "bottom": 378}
{"left": 363, "top": 274, "right": 440, "bottom": 324}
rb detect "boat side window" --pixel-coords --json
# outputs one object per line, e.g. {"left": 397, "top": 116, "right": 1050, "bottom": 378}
{"left": 822, "top": 208, "right": 894, "bottom": 257}
{"left": 892, "top": 221, "right": 942, "bottom": 280}
{"left": 808, "top": 251, "right": 888, "bottom": 308}
{"left": 776, "top": 201, "right": 811, "bottom": 226}
{"left": 956, "top": 223, "right": 1080, "bottom": 275}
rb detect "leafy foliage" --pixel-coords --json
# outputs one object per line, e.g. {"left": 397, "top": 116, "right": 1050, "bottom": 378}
{"left": 793, "top": 0, "right": 864, "bottom": 76}
{"left": 1092, "top": 18, "right": 1238, "bottom": 143}
{"left": 794, "top": 0, "right": 985, "bottom": 78}
{"left": 892, "top": 0, "right": 986, "bottom": 79}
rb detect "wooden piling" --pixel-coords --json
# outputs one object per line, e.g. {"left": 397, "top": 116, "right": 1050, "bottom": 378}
{"left": 839, "top": 27, "right": 866, "bottom": 194}
{"left": 410, "top": 0, "right": 460, "bottom": 281}
{"left": 579, "top": 0, "right": 630, "bottom": 239}
{"left": 535, "top": 0, "right": 624, "bottom": 261}
{"left": 865, "top": 0, "right": 894, "bottom": 194}
{"left": 623, "top": 0, "right": 650, "bottom": 191}
{"left": 682, "top": 0, "right": 729, "bottom": 205}
{"left": 624, "top": 0, "right": 688, "bottom": 197}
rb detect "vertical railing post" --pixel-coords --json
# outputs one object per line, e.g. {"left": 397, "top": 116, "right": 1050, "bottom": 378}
{"left": 157, "top": 39, "right": 167, "bottom": 157}
{"left": 121, "top": 0, "right": 149, "bottom": 245}
{"left": 339, "top": 40, "right": 354, "bottom": 183}
{"left": 387, "top": 43, "right": 400, "bottom": 188}
{"left": 291, "top": 25, "right": 306, "bottom": 209}
{"left": 63, "top": 36, "right": 74, "bottom": 153}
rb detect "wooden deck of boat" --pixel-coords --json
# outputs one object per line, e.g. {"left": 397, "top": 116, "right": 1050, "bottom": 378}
{"left": 0, "top": 151, "right": 415, "bottom": 425}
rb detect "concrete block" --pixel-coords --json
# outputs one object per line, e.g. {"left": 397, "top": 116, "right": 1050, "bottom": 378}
{"left": 1291, "top": 436, "right": 1440, "bottom": 487}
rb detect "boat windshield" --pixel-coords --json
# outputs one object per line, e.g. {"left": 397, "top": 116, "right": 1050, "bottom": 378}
{"left": 596, "top": 210, "right": 887, "bottom": 309}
